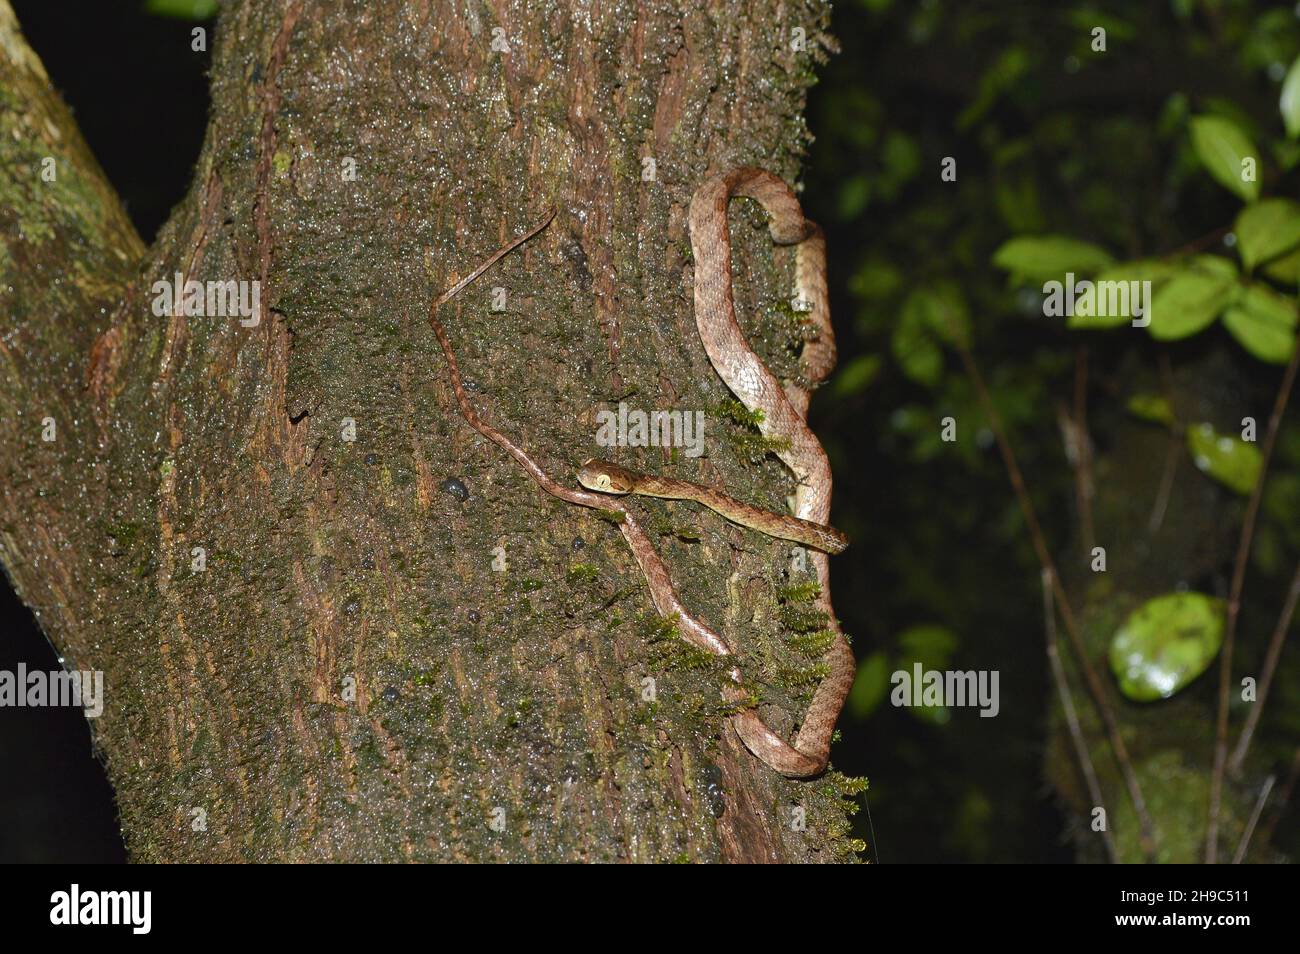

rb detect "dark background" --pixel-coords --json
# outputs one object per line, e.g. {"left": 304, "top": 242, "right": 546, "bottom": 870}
{"left": 6, "top": 0, "right": 1298, "bottom": 863}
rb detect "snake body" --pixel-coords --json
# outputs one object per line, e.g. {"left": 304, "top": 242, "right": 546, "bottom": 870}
{"left": 577, "top": 459, "right": 847, "bottom": 554}
{"left": 684, "top": 168, "right": 853, "bottom": 777}
{"left": 429, "top": 168, "right": 852, "bottom": 778}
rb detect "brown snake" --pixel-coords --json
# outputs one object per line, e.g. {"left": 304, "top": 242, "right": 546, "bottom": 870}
{"left": 428, "top": 168, "right": 852, "bottom": 777}
{"left": 576, "top": 459, "right": 848, "bottom": 555}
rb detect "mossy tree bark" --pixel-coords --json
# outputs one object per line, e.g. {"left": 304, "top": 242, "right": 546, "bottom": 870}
{"left": 0, "top": 0, "right": 861, "bottom": 861}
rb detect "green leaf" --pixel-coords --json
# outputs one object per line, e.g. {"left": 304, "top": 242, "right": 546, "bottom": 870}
{"left": 1145, "top": 262, "right": 1235, "bottom": 341}
{"left": 892, "top": 291, "right": 944, "bottom": 386}
{"left": 995, "top": 173, "right": 1045, "bottom": 233}
{"left": 1158, "top": 92, "right": 1190, "bottom": 138}
{"left": 894, "top": 625, "right": 959, "bottom": 726}
{"left": 880, "top": 131, "right": 921, "bottom": 192}
{"left": 1067, "top": 260, "right": 1173, "bottom": 329}
{"left": 1127, "top": 393, "right": 1175, "bottom": 427}
{"left": 1189, "top": 114, "right": 1261, "bottom": 202}
{"left": 1186, "top": 422, "right": 1263, "bottom": 495}
{"left": 1235, "top": 199, "right": 1300, "bottom": 270}
{"left": 1221, "top": 284, "right": 1298, "bottom": 364}
{"left": 1263, "top": 245, "right": 1300, "bottom": 284}
{"left": 837, "top": 176, "right": 870, "bottom": 219}
{"left": 1066, "top": 9, "right": 1136, "bottom": 42}
{"left": 1108, "top": 593, "right": 1225, "bottom": 701}
{"left": 1276, "top": 139, "right": 1300, "bottom": 173}
{"left": 1282, "top": 54, "right": 1300, "bottom": 139}
{"left": 1186, "top": 253, "right": 1239, "bottom": 279}
{"left": 1264, "top": 474, "right": 1300, "bottom": 548}
{"left": 992, "top": 235, "right": 1114, "bottom": 284}
{"left": 832, "top": 354, "right": 883, "bottom": 397}
{"left": 848, "top": 260, "right": 902, "bottom": 302}
{"left": 918, "top": 282, "right": 972, "bottom": 349}
{"left": 847, "top": 651, "right": 891, "bottom": 720}
{"left": 144, "top": 0, "right": 219, "bottom": 19}
{"left": 958, "top": 46, "right": 1029, "bottom": 130}
{"left": 896, "top": 624, "right": 958, "bottom": 670}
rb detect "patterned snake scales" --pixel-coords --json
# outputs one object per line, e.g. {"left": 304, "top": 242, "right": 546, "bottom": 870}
{"left": 429, "top": 168, "right": 853, "bottom": 777}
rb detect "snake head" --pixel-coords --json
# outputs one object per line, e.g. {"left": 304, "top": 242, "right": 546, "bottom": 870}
{"left": 577, "top": 459, "right": 635, "bottom": 495}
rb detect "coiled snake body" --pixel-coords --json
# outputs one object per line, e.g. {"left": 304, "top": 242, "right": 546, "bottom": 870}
{"left": 430, "top": 168, "right": 853, "bottom": 777}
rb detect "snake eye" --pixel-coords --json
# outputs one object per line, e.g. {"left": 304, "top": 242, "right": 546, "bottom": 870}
{"left": 597, "top": 476, "right": 612, "bottom": 490}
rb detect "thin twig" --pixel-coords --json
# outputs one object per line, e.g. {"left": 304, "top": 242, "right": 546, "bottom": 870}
{"left": 1148, "top": 353, "right": 1180, "bottom": 534}
{"left": 1230, "top": 774, "right": 1275, "bottom": 864}
{"left": 1156, "top": 224, "right": 1231, "bottom": 260}
{"left": 1254, "top": 746, "right": 1300, "bottom": 852}
{"left": 958, "top": 345, "right": 1158, "bottom": 861}
{"left": 1228, "top": 559, "right": 1300, "bottom": 775}
{"left": 1206, "top": 337, "right": 1300, "bottom": 863}
{"left": 1148, "top": 437, "right": 1180, "bottom": 534}
{"left": 863, "top": 790, "right": 880, "bottom": 865}
{"left": 1042, "top": 568, "right": 1117, "bottom": 863}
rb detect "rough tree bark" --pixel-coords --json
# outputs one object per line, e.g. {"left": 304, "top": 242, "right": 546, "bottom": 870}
{"left": 0, "top": 0, "right": 862, "bottom": 861}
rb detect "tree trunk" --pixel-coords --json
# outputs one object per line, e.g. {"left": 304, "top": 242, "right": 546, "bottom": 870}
{"left": 0, "top": 0, "right": 861, "bottom": 862}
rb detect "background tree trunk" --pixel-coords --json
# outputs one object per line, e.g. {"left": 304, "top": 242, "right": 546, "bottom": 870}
{"left": 0, "top": 0, "right": 862, "bottom": 861}
{"left": 1048, "top": 349, "right": 1262, "bottom": 863}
